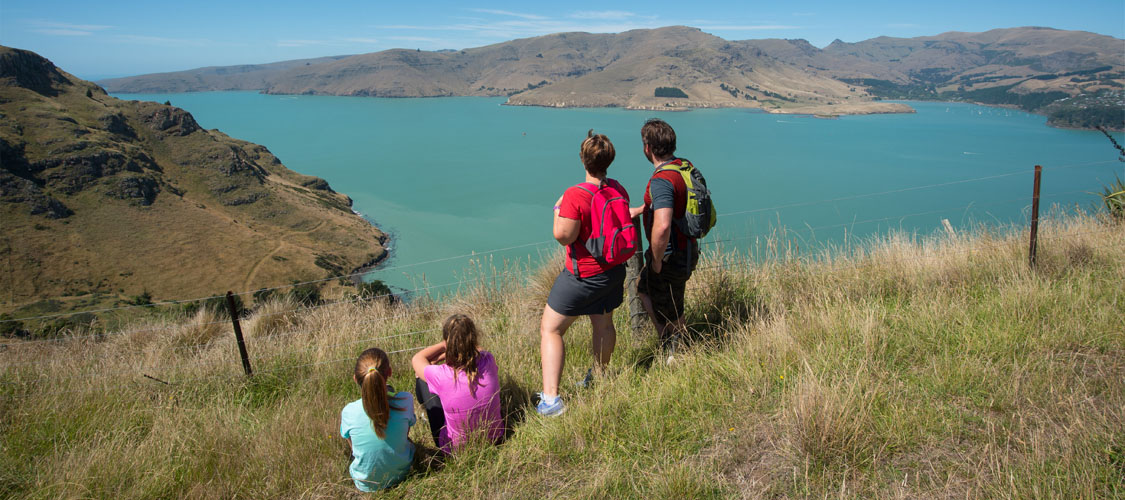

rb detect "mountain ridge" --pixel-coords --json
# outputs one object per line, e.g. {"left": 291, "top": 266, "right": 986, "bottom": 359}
{"left": 97, "top": 26, "right": 1123, "bottom": 126}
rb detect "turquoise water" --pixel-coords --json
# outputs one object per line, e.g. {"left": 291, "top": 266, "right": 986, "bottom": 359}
{"left": 114, "top": 92, "right": 1124, "bottom": 296}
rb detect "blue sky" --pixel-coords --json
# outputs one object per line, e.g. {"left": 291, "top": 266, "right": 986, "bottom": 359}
{"left": 2, "top": 0, "right": 1123, "bottom": 80}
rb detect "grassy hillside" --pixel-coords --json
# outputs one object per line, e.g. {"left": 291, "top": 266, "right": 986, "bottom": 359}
{"left": 0, "top": 47, "right": 387, "bottom": 319}
{"left": 1, "top": 212, "right": 1121, "bottom": 498}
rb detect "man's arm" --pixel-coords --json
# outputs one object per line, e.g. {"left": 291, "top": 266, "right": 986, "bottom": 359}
{"left": 649, "top": 207, "right": 673, "bottom": 273}
{"left": 647, "top": 176, "right": 676, "bottom": 273}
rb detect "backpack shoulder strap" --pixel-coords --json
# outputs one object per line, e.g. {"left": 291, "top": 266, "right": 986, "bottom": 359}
{"left": 566, "top": 182, "right": 600, "bottom": 278}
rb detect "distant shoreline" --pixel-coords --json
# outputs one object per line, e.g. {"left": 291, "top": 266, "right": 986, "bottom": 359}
{"left": 113, "top": 91, "right": 1122, "bottom": 131}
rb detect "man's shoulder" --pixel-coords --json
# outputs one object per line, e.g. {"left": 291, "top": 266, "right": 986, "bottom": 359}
{"left": 651, "top": 168, "right": 686, "bottom": 190}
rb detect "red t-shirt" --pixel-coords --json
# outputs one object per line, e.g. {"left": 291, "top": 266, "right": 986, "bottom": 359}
{"left": 558, "top": 178, "right": 630, "bottom": 278}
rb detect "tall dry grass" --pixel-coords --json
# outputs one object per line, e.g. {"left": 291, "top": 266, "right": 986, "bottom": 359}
{"left": 1, "top": 212, "right": 1122, "bottom": 499}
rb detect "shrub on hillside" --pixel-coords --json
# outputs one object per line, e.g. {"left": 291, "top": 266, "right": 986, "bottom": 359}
{"left": 355, "top": 280, "right": 396, "bottom": 304}
{"left": 655, "top": 87, "right": 688, "bottom": 98}
{"left": 286, "top": 283, "right": 321, "bottom": 306}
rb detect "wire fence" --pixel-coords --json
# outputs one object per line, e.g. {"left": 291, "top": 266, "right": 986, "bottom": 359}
{"left": 5, "top": 158, "right": 1116, "bottom": 325}
{"left": 3, "top": 228, "right": 1120, "bottom": 400}
{"left": 1, "top": 158, "right": 1122, "bottom": 397}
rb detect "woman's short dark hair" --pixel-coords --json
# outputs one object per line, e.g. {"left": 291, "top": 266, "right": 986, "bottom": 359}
{"left": 580, "top": 129, "right": 615, "bottom": 177}
{"left": 641, "top": 118, "right": 676, "bottom": 159}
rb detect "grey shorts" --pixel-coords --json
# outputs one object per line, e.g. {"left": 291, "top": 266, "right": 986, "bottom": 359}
{"left": 546, "top": 265, "right": 626, "bottom": 316}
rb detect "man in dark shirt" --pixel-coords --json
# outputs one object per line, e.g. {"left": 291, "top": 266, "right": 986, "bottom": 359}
{"left": 630, "top": 118, "right": 700, "bottom": 360}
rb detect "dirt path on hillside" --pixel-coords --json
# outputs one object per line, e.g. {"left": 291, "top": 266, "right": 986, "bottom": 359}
{"left": 242, "top": 221, "right": 326, "bottom": 292}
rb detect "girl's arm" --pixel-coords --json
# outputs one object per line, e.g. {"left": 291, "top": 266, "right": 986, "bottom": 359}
{"left": 411, "top": 340, "right": 447, "bottom": 379}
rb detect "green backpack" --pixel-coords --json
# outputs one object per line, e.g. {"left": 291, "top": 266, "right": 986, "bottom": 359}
{"left": 657, "top": 158, "right": 717, "bottom": 239}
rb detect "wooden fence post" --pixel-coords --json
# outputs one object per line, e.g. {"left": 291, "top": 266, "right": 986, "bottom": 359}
{"left": 226, "top": 291, "right": 253, "bottom": 376}
{"left": 1028, "top": 165, "right": 1042, "bottom": 269}
{"left": 625, "top": 216, "right": 649, "bottom": 337}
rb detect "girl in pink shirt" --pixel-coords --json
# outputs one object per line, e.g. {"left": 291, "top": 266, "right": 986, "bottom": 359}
{"left": 411, "top": 314, "right": 504, "bottom": 452}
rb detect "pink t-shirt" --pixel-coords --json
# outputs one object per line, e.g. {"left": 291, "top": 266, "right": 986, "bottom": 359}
{"left": 422, "top": 350, "right": 504, "bottom": 451}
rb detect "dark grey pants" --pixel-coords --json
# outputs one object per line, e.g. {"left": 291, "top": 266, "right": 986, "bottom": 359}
{"left": 414, "top": 378, "right": 446, "bottom": 448}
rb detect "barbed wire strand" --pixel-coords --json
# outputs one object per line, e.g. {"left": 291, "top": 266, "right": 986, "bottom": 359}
{"left": 1, "top": 158, "right": 1116, "bottom": 324}
{"left": 717, "top": 160, "right": 1117, "bottom": 219}
{"left": 0, "top": 270, "right": 520, "bottom": 347}
{"left": 3, "top": 230, "right": 1118, "bottom": 398}
{"left": 0, "top": 298, "right": 506, "bottom": 369}
{"left": 703, "top": 188, "right": 1094, "bottom": 249}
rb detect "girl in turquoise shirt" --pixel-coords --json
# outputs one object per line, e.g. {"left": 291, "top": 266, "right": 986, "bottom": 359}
{"left": 340, "top": 347, "right": 416, "bottom": 491}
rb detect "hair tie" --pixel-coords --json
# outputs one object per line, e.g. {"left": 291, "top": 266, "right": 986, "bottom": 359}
{"left": 366, "top": 366, "right": 377, "bottom": 374}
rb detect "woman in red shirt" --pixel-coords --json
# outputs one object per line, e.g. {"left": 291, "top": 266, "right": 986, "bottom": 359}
{"left": 537, "top": 130, "right": 629, "bottom": 416}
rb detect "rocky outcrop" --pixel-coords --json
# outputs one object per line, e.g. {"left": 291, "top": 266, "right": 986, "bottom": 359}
{"left": 103, "top": 175, "right": 160, "bottom": 205}
{"left": 140, "top": 105, "right": 200, "bottom": 136}
{"left": 0, "top": 47, "right": 70, "bottom": 96}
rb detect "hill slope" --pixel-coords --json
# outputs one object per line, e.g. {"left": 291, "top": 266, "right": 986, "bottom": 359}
{"left": 0, "top": 47, "right": 387, "bottom": 316}
{"left": 95, "top": 55, "right": 352, "bottom": 93}
{"left": 101, "top": 26, "right": 912, "bottom": 116}
{"left": 744, "top": 27, "right": 1124, "bottom": 128}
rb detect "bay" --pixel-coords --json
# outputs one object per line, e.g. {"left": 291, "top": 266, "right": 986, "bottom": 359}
{"left": 113, "top": 92, "right": 1124, "bottom": 297}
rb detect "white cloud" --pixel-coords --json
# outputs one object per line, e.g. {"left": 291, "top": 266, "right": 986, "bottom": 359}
{"left": 28, "top": 21, "right": 113, "bottom": 36}
{"left": 569, "top": 11, "right": 638, "bottom": 20}
{"left": 277, "top": 39, "right": 336, "bottom": 48}
{"left": 116, "top": 34, "right": 212, "bottom": 47}
{"left": 467, "top": 9, "right": 548, "bottom": 20}
{"left": 344, "top": 37, "right": 381, "bottom": 44}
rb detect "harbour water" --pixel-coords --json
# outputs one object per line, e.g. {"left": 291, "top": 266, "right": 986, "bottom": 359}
{"left": 113, "top": 92, "right": 1125, "bottom": 296}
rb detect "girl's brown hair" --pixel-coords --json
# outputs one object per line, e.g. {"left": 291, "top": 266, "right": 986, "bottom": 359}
{"left": 442, "top": 314, "right": 482, "bottom": 396}
{"left": 580, "top": 129, "right": 615, "bottom": 178}
{"left": 353, "top": 347, "right": 402, "bottom": 438}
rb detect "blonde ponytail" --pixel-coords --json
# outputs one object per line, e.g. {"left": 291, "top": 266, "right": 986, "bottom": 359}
{"left": 353, "top": 347, "right": 401, "bottom": 439}
{"left": 361, "top": 367, "right": 390, "bottom": 438}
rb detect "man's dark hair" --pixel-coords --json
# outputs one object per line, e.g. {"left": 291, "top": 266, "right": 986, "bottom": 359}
{"left": 641, "top": 118, "right": 676, "bottom": 160}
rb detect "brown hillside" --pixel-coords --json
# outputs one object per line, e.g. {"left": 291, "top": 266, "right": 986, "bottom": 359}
{"left": 0, "top": 47, "right": 387, "bottom": 317}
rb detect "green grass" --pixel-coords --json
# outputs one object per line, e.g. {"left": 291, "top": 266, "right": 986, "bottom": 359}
{"left": 1, "top": 213, "right": 1122, "bottom": 498}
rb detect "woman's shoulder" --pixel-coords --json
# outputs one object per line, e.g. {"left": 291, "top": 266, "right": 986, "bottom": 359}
{"left": 564, "top": 183, "right": 595, "bottom": 197}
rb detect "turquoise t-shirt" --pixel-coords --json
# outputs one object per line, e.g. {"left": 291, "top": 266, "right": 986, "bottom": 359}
{"left": 340, "top": 392, "right": 416, "bottom": 491}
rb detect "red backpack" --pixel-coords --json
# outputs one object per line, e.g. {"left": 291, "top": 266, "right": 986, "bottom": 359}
{"left": 572, "top": 179, "right": 638, "bottom": 272}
